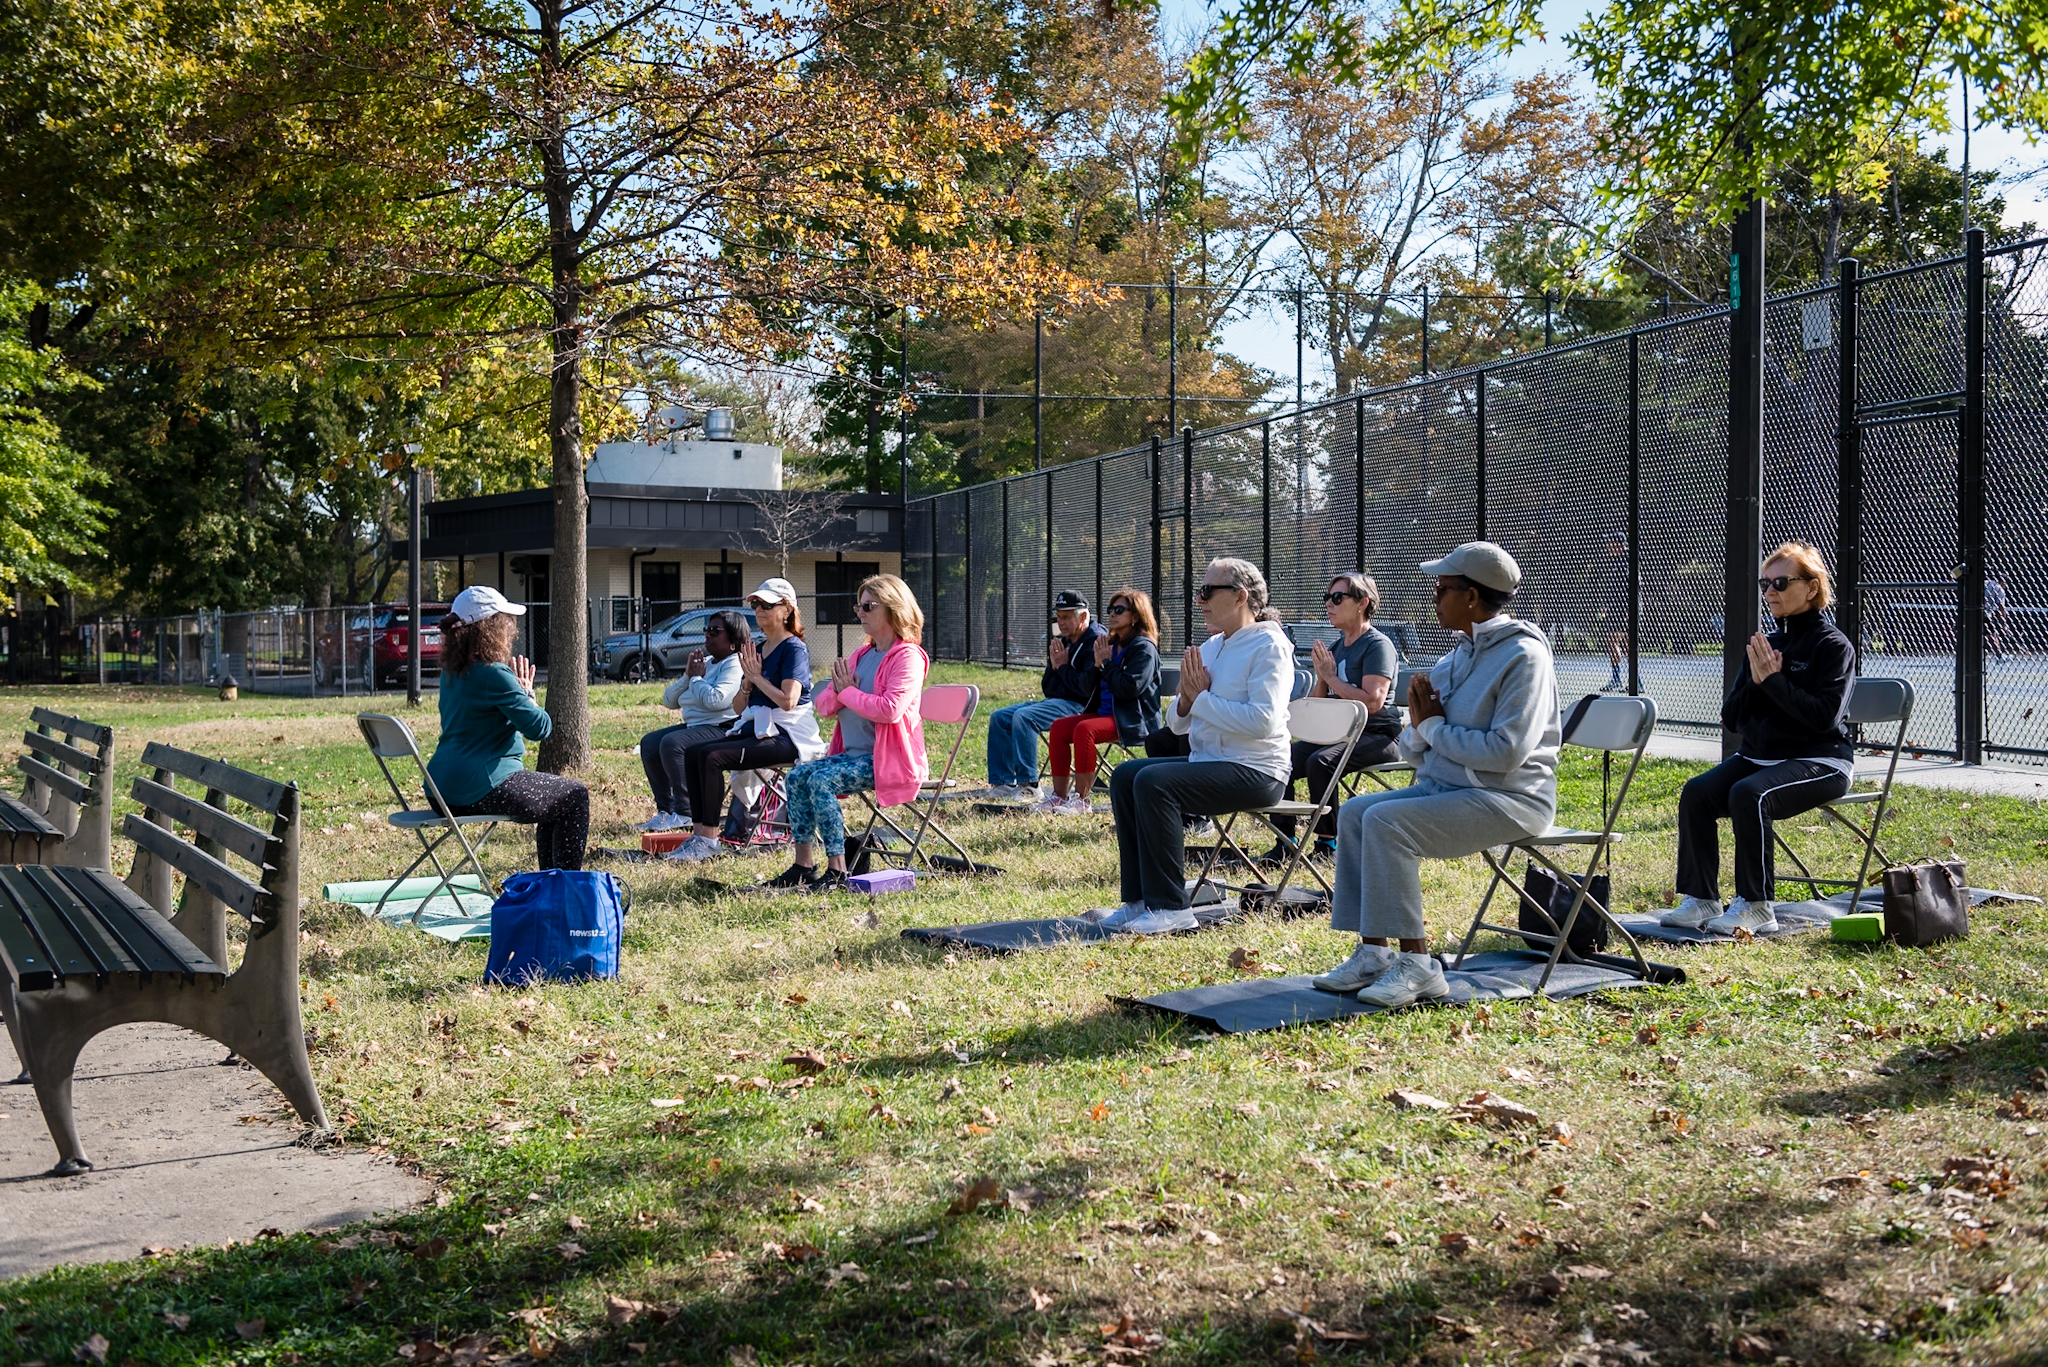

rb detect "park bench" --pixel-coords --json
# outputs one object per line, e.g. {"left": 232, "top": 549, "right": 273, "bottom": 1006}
{"left": 0, "top": 709, "right": 115, "bottom": 869}
{"left": 0, "top": 743, "right": 325, "bottom": 1174}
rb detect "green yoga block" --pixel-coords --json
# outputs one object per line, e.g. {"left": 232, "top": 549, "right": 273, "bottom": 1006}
{"left": 1832, "top": 912, "right": 1886, "bottom": 942}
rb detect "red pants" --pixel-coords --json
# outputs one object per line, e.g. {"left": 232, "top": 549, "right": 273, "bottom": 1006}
{"left": 1047, "top": 713, "right": 1121, "bottom": 778}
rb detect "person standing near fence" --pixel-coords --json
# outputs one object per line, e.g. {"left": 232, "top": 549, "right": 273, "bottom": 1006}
{"left": 634, "top": 610, "right": 746, "bottom": 833}
{"left": 429, "top": 587, "right": 591, "bottom": 871}
{"left": 1313, "top": 543, "right": 1560, "bottom": 1007}
{"left": 1660, "top": 542, "right": 1854, "bottom": 937}
{"left": 981, "top": 590, "right": 1105, "bottom": 801}
{"left": 1034, "top": 588, "right": 1163, "bottom": 814}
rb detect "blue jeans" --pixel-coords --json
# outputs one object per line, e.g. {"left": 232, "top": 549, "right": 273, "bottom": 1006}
{"left": 785, "top": 752, "right": 877, "bottom": 857}
{"left": 985, "top": 698, "right": 1083, "bottom": 787}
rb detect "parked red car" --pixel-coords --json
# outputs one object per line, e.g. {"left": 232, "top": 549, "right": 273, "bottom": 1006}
{"left": 315, "top": 604, "right": 451, "bottom": 689}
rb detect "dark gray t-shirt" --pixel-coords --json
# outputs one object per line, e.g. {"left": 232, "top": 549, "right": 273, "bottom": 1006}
{"left": 1331, "top": 626, "right": 1404, "bottom": 733}
{"left": 832, "top": 648, "right": 885, "bottom": 755}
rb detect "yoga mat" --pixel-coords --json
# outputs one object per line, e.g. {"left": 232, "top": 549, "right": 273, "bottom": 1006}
{"left": 322, "top": 874, "right": 486, "bottom": 903}
{"left": 902, "top": 879, "right": 1241, "bottom": 953}
{"left": 1620, "top": 884, "right": 2039, "bottom": 947}
{"left": 357, "top": 892, "right": 496, "bottom": 942}
{"left": 1116, "top": 949, "right": 1683, "bottom": 1034}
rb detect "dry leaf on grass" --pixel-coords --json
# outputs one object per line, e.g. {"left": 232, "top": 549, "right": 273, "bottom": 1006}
{"left": 554, "top": 1241, "right": 586, "bottom": 1261}
{"left": 1731, "top": 1333, "right": 1774, "bottom": 1361}
{"left": 946, "top": 1177, "right": 1006, "bottom": 1216}
{"left": 1387, "top": 1089, "right": 1452, "bottom": 1111}
{"left": 1227, "top": 947, "right": 1263, "bottom": 975}
{"left": 72, "top": 1334, "right": 110, "bottom": 1364}
{"left": 782, "top": 1050, "right": 829, "bottom": 1075}
{"left": 162, "top": 1313, "right": 190, "bottom": 1331}
{"left": 605, "top": 1296, "right": 649, "bottom": 1326}
{"left": 793, "top": 1191, "right": 826, "bottom": 1213}
{"left": 234, "top": 1319, "right": 265, "bottom": 1339}
{"left": 822, "top": 1262, "right": 868, "bottom": 1288}
{"left": 762, "top": 1241, "right": 823, "bottom": 1263}
{"left": 1438, "top": 1231, "right": 1473, "bottom": 1256}
{"left": 1454, "top": 1090, "right": 1541, "bottom": 1127}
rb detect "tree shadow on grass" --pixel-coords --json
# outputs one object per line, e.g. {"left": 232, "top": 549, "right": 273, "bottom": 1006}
{"left": 1771, "top": 1017, "right": 2048, "bottom": 1120}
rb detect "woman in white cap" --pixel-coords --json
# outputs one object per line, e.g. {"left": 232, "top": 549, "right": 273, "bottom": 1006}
{"left": 663, "top": 578, "right": 826, "bottom": 863}
{"left": 1312, "top": 543, "right": 1561, "bottom": 1007}
{"left": 428, "top": 587, "right": 590, "bottom": 870}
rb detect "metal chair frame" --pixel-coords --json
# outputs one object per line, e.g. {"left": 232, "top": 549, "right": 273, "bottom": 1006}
{"left": 356, "top": 713, "right": 504, "bottom": 923}
{"left": 1769, "top": 678, "right": 1914, "bottom": 902}
{"left": 1190, "top": 697, "right": 1368, "bottom": 904}
{"left": 1452, "top": 694, "right": 1660, "bottom": 993}
{"left": 854, "top": 685, "right": 985, "bottom": 873}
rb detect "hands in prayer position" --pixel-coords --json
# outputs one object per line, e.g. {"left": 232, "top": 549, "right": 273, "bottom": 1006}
{"left": 831, "top": 656, "right": 857, "bottom": 692}
{"left": 1176, "top": 644, "right": 1209, "bottom": 717}
{"left": 1092, "top": 634, "right": 1114, "bottom": 666}
{"left": 686, "top": 649, "right": 706, "bottom": 679}
{"left": 1048, "top": 635, "right": 1070, "bottom": 668}
{"left": 1310, "top": 638, "right": 1337, "bottom": 685}
{"left": 1406, "top": 672, "right": 1442, "bottom": 723}
{"left": 1746, "top": 631, "right": 1784, "bottom": 685}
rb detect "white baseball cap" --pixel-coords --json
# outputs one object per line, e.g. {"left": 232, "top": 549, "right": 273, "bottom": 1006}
{"left": 747, "top": 577, "right": 799, "bottom": 605}
{"left": 450, "top": 586, "right": 528, "bottom": 622}
{"left": 1418, "top": 541, "right": 1521, "bottom": 593}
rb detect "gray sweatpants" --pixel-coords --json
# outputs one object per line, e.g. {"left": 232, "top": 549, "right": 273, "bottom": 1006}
{"left": 1330, "top": 777, "right": 1552, "bottom": 940}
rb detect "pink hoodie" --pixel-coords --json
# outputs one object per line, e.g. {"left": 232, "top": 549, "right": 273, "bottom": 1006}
{"left": 815, "top": 638, "right": 930, "bottom": 807}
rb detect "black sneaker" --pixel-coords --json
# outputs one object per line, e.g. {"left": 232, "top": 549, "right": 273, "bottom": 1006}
{"left": 1256, "top": 841, "right": 1295, "bottom": 866}
{"left": 806, "top": 867, "right": 850, "bottom": 894}
{"left": 761, "top": 863, "right": 816, "bottom": 889}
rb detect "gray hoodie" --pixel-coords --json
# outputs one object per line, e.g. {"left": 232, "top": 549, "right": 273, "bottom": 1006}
{"left": 1397, "top": 615, "right": 1560, "bottom": 810}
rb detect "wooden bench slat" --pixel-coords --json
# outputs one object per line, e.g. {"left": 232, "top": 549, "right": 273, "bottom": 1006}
{"left": 131, "top": 778, "right": 277, "bottom": 868}
{"left": 29, "top": 708, "right": 113, "bottom": 748}
{"left": 0, "top": 865, "right": 119, "bottom": 982}
{"left": 43, "top": 865, "right": 217, "bottom": 981}
{"left": 16, "top": 755, "right": 92, "bottom": 807}
{"left": 138, "top": 742, "right": 292, "bottom": 815}
{"left": 0, "top": 869, "right": 60, "bottom": 991}
{"left": 21, "top": 729, "right": 104, "bottom": 775}
{"left": 0, "top": 791, "right": 61, "bottom": 838}
{"left": 123, "top": 815, "right": 267, "bottom": 921}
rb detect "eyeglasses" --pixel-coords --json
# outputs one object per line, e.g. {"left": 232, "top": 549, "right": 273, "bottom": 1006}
{"left": 1324, "top": 591, "right": 1362, "bottom": 604}
{"left": 1107, "top": 602, "right": 1133, "bottom": 615}
{"left": 1195, "top": 583, "right": 1238, "bottom": 601}
{"left": 1757, "top": 575, "right": 1808, "bottom": 593}
{"left": 855, "top": 600, "right": 881, "bottom": 615}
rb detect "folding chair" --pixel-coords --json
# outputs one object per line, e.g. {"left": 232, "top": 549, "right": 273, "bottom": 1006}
{"left": 853, "top": 684, "right": 988, "bottom": 873}
{"left": 1770, "top": 677, "right": 1914, "bottom": 902}
{"left": 1341, "top": 665, "right": 1424, "bottom": 798}
{"left": 1191, "top": 697, "right": 1367, "bottom": 909}
{"left": 357, "top": 713, "right": 505, "bottom": 923}
{"left": 1451, "top": 694, "right": 1659, "bottom": 993}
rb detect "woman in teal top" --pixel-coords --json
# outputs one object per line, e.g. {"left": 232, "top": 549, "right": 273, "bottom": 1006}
{"left": 428, "top": 587, "right": 590, "bottom": 870}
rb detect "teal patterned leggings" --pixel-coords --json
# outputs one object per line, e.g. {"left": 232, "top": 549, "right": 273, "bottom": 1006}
{"left": 784, "top": 752, "right": 876, "bottom": 857}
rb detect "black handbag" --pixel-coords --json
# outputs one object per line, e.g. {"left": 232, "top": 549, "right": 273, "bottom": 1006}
{"left": 1519, "top": 864, "right": 1610, "bottom": 957}
{"left": 1882, "top": 860, "right": 1969, "bottom": 947}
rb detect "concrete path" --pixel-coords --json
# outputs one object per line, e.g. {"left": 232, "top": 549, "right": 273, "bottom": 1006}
{"left": 0, "top": 1022, "right": 432, "bottom": 1281}
{"left": 1647, "top": 731, "right": 2048, "bottom": 801}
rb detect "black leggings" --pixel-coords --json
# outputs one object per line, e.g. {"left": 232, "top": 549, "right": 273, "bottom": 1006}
{"left": 1675, "top": 756, "right": 1851, "bottom": 903}
{"left": 1273, "top": 732, "right": 1401, "bottom": 839}
{"left": 680, "top": 729, "right": 801, "bottom": 828}
{"left": 451, "top": 771, "right": 590, "bottom": 871}
{"left": 639, "top": 722, "right": 734, "bottom": 819}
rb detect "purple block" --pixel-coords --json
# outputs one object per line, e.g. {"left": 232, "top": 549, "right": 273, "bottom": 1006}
{"left": 847, "top": 869, "right": 916, "bottom": 895}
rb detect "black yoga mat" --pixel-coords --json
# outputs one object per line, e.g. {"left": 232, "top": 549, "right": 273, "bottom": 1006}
{"left": 1115, "top": 949, "right": 1684, "bottom": 1034}
{"left": 1618, "top": 883, "right": 2038, "bottom": 946}
{"left": 903, "top": 880, "right": 1240, "bottom": 953}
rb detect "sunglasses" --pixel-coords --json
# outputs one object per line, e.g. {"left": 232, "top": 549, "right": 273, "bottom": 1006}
{"left": 1107, "top": 602, "right": 1133, "bottom": 615}
{"left": 855, "top": 600, "right": 881, "bottom": 615}
{"left": 1324, "top": 590, "right": 1362, "bottom": 604}
{"left": 1195, "top": 583, "right": 1239, "bottom": 601}
{"left": 1432, "top": 580, "right": 1471, "bottom": 598}
{"left": 1757, "top": 575, "right": 1807, "bottom": 593}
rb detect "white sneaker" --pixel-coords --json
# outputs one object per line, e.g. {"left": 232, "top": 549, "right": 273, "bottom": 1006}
{"left": 637, "top": 811, "right": 684, "bottom": 832}
{"left": 1187, "top": 818, "right": 1218, "bottom": 840}
{"left": 1112, "top": 906, "right": 1200, "bottom": 936}
{"left": 1028, "top": 795, "right": 1067, "bottom": 815}
{"left": 1356, "top": 952, "right": 1450, "bottom": 1008}
{"left": 1704, "top": 897, "right": 1777, "bottom": 936}
{"left": 1056, "top": 795, "right": 1093, "bottom": 815}
{"left": 993, "top": 783, "right": 1039, "bottom": 802}
{"left": 662, "top": 834, "right": 725, "bottom": 863}
{"left": 1660, "top": 895, "right": 1722, "bottom": 929}
{"left": 1086, "top": 900, "right": 1147, "bottom": 928}
{"left": 1311, "top": 940, "right": 1395, "bottom": 993}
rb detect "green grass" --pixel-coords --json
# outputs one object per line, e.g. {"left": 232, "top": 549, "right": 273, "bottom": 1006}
{"left": 3, "top": 666, "right": 2047, "bottom": 1367}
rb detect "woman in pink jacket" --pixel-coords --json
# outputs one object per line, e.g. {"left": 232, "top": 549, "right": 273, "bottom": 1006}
{"left": 761, "top": 573, "right": 930, "bottom": 891}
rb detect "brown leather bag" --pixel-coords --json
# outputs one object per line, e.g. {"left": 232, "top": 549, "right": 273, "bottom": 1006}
{"left": 1882, "top": 860, "right": 1969, "bottom": 948}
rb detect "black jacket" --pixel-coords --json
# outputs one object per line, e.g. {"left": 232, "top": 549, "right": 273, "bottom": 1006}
{"left": 1041, "top": 621, "right": 1107, "bottom": 706}
{"left": 1095, "top": 635, "right": 1163, "bottom": 744}
{"left": 1720, "top": 608, "right": 1856, "bottom": 762}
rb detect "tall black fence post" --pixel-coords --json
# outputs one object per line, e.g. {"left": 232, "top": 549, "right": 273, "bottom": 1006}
{"left": 1150, "top": 435, "right": 1164, "bottom": 630}
{"left": 1094, "top": 458, "right": 1104, "bottom": 609}
{"left": 1723, "top": 199, "right": 1767, "bottom": 756}
{"left": 1260, "top": 420, "right": 1272, "bottom": 578}
{"left": 1182, "top": 425, "right": 1195, "bottom": 646}
{"left": 407, "top": 461, "right": 423, "bottom": 708}
{"left": 1628, "top": 331, "right": 1642, "bottom": 695}
{"left": 1044, "top": 470, "right": 1054, "bottom": 662}
{"left": 1033, "top": 314, "right": 1044, "bottom": 471}
{"left": 1001, "top": 479, "right": 1010, "bottom": 670}
{"left": 1475, "top": 370, "right": 1488, "bottom": 540}
{"left": 1353, "top": 395, "right": 1366, "bottom": 572}
{"left": 1959, "top": 227, "right": 1987, "bottom": 764}
{"left": 1834, "top": 257, "right": 1864, "bottom": 663}
{"left": 1168, "top": 274, "right": 1179, "bottom": 439}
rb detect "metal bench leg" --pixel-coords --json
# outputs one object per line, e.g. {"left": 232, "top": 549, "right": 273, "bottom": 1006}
{"left": 2, "top": 980, "right": 30, "bottom": 1084}
{"left": 13, "top": 984, "right": 102, "bottom": 1173}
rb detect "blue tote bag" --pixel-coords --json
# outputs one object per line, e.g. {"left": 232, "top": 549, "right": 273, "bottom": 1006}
{"left": 485, "top": 870, "right": 628, "bottom": 985}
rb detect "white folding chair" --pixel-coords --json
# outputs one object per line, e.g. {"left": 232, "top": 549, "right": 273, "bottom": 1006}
{"left": 1771, "top": 677, "right": 1914, "bottom": 902}
{"left": 357, "top": 713, "right": 504, "bottom": 923}
{"left": 854, "top": 684, "right": 987, "bottom": 873}
{"left": 1452, "top": 694, "right": 1659, "bottom": 992}
{"left": 1191, "top": 697, "right": 1368, "bottom": 907}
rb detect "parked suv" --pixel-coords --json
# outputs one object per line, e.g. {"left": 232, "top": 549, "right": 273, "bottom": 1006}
{"left": 317, "top": 604, "right": 452, "bottom": 689}
{"left": 593, "top": 607, "right": 762, "bottom": 682}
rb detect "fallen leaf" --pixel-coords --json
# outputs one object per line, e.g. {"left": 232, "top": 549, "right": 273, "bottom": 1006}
{"left": 782, "top": 1050, "right": 829, "bottom": 1075}
{"left": 1697, "top": 1211, "right": 1721, "bottom": 1231}
{"left": 1456, "top": 1091, "right": 1541, "bottom": 1127}
{"left": 782, "top": 993, "right": 809, "bottom": 1007}
{"left": 1567, "top": 1265, "right": 1613, "bottom": 1281}
{"left": 1387, "top": 1089, "right": 1452, "bottom": 1112}
{"left": 162, "top": 1313, "right": 190, "bottom": 1332}
{"left": 1731, "top": 1333, "right": 1773, "bottom": 1361}
{"left": 886, "top": 1000, "right": 912, "bottom": 1016}
{"left": 852, "top": 909, "right": 881, "bottom": 930}
{"left": 946, "top": 1177, "right": 1006, "bottom": 1217}
{"left": 565, "top": 1215, "right": 589, "bottom": 1233}
{"left": 555, "top": 1241, "right": 586, "bottom": 1261}
{"left": 411, "top": 1236, "right": 449, "bottom": 1261}
{"left": 1196, "top": 1229, "right": 1223, "bottom": 1245}
{"left": 605, "top": 1297, "right": 649, "bottom": 1326}
{"left": 822, "top": 1262, "right": 868, "bottom": 1288}
{"left": 939, "top": 1077, "right": 965, "bottom": 1100}
{"left": 1024, "top": 1287, "right": 1055, "bottom": 1312}
{"left": 234, "top": 1319, "right": 265, "bottom": 1340}
{"left": 1227, "top": 947, "right": 1263, "bottom": 975}
{"left": 1438, "top": 1231, "right": 1473, "bottom": 1256}
{"left": 766, "top": 1241, "right": 822, "bottom": 1263}
{"left": 1090, "top": 1100, "right": 1112, "bottom": 1122}
{"left": 73, "top": 1334, "right": 110, "bottom": 1365}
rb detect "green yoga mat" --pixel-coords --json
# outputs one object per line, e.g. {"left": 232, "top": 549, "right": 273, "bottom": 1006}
{"left": 358, "top": 892, "right": 497, "bottom": 943}
{"left": 321, "top": 874, "right": 487, "bottom": 904}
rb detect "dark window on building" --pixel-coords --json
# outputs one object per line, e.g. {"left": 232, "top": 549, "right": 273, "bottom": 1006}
{"left": 815, "top": 561, "right": 880, "bottom": 625}
{"left": 704, "top": 561, "right": 743, "bottom": 605}
{"left": 642, "top": 562, "right": 681, "bottom": 616}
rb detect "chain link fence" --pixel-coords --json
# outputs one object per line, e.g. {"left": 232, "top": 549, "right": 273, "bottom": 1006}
{"left": 907, "top": 234, "right": 2048, "bottom": 767}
